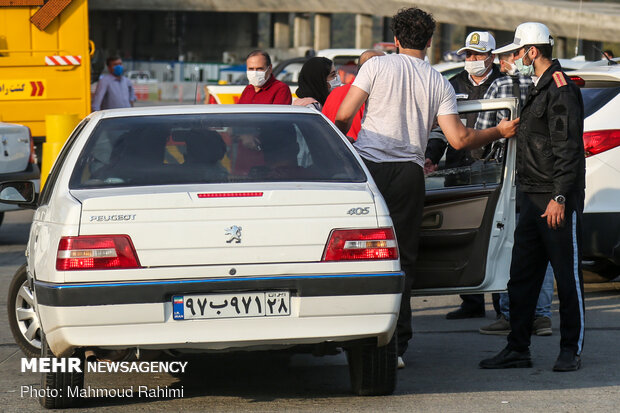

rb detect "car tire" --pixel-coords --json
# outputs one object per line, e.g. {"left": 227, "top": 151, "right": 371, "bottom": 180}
{"left": 7, "top": 264, "right": 41, "bottom": 358}
{"left": 39, "top": 333, "right": 84, "bottom": 409}
{"left": 346, "top": 333, "right": 397, "bottom": 396}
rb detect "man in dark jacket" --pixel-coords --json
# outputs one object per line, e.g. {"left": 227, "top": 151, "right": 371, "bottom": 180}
{"left": 480, "top": 22, "right": 586, "bottom": 372}
{"left": 429, "top": 32, "right": 505, "bottom": 320}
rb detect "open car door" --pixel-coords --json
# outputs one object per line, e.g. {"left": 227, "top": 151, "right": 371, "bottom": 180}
{"left": 413, "top": 98, "right": 519, "bottom": 295}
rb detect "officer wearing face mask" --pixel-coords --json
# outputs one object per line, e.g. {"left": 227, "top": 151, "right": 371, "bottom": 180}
{"left": 238, "top": 50, "right": 292, "bottom": 105}
{"left": 91, "top": 56, "right": 136, "bottom": 111}
{"left": 426, "top": 32, "right": 504, "bottom": 173}
{"left": 480, "top": 22, "right": 586, "bottom": 373}
{"left": 474, "top": 51, "right": 557, "bottom": 340}
{"left": 426, "top": 32, "right": 505, "bottom": 321}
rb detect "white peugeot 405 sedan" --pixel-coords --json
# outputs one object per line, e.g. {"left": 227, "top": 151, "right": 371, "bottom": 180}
{"left": 1, "top": 101, "right": 519, "bottom": 408}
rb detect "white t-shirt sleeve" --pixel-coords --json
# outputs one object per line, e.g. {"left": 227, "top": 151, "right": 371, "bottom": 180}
{"left": 437, "top": 76, "right": 458, "bottom": 116}
{"left": 352, "top": 59, "right": 376, "bottom": 94}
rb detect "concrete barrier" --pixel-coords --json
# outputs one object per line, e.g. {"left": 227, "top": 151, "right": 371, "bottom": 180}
{"left": 156, "top": 82, "right": 208, "bottom": 103}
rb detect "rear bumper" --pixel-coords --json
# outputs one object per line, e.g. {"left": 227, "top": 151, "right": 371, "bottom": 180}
{"left": 582, "top": 212, "right": 620, "bottom": 265}
{"left": 0, "top": 162, "right": 40, "bottom": 182}
{"left": 35, "top": 273, "right": 403, "bottom": 356}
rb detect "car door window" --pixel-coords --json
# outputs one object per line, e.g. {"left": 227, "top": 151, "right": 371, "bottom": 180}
{"left": 425, "top": 108, "right": 507, "bottom": 191}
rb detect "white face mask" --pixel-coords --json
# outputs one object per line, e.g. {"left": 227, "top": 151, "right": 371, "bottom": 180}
{"left": 247, "top": 70, "right": 268, "bottom": 87}
{"left": 328, "top": 74, "right": 342, "bottom": 91}
{"left": 504, "top": 61, "right": 519, "bottom": 76}
{"left": 464, "top": 59, "right": 489, "bottom": 77}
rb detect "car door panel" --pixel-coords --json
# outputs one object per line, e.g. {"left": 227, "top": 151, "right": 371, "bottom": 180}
{"left": 414, "top": 186, "right": 500, "bottom": 289}
{"left": 413, "top": 98, "right": 518, "bottom": 295}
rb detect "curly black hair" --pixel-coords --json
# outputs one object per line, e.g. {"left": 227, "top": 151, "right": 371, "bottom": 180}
{"left": 390, "top": 8, "right": 436, "bottom": 50}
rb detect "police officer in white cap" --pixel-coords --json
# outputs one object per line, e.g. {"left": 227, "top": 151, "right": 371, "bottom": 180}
{"left": 479, "top": 22, "right": 586, "bottom": 372}
{"left": 427, "top": 32, "right": 504, "bottom": 175}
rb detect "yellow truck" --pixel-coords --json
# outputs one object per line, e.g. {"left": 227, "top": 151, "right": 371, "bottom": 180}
{"left": 0, "top": 0, "right": 91, "bottom": 184}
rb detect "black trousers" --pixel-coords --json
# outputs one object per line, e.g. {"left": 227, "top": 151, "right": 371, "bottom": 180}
{"left": 363, "top": 159, "right": 425, "bottom": 356}
{"left": 507, "top": 191, "right": 585, "bottom": 355}
{"left": 458, "top": 293, "right": 500, "bottom": 315}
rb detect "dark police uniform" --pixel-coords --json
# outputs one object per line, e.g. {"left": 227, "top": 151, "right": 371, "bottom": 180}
{"left": 507, "top": 59, "right": 586, "bottom": 356}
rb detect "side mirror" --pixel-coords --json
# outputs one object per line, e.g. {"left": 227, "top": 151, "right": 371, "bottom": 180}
{"left": 0, "top": 181, "right": 37, "bottom": 208}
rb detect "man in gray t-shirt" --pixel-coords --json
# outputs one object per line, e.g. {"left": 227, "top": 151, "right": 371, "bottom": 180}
{"left": 352, "top": 52, "right": 457, "bottom": 166}
{"left": 335, "top": 7, "right": 518, "bottom": 369}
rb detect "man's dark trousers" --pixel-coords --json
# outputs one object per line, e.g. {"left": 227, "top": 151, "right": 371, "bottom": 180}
{"left": 363, "top": 159, "right": 425, "bottom": 356}
{"left": 507, "top": 192, "right": 585, "bottom": 355}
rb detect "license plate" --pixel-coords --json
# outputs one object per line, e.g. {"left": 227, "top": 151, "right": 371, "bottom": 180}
{"left": 172, "top": 291, "right": 290, "bottom": 320}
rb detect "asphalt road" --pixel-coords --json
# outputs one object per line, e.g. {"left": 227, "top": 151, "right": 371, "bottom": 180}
{"left": 1, "top": 210, "right": 620, "bottom": 412}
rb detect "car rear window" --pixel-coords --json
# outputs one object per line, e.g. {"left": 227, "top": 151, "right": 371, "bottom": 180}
{"left": 69, "top": 113, "right": 367, "bottom": 189}
{"left": 581, "top": 86, "right": 620, "bottom": 118}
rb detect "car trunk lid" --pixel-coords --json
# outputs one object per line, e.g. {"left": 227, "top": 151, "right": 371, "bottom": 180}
{"left": 73, "top": 183, "right": 378, "bottom": 267}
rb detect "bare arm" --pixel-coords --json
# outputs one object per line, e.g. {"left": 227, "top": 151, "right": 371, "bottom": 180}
{"left": 437, "top": 114, "right": 519, "bottom": 150}
{"left": 335, "top": 85, "right": 368, "bottom": 135}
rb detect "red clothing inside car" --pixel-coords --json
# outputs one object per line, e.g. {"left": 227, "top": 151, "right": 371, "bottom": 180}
{"left": 238, "top": 75, "right": 292, "bottom": 105}
{"left": 322, "top": 84, "right": 364, "bottom": 140}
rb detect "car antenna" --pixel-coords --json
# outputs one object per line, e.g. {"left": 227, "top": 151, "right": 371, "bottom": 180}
{"left": 592, "top": 44, "right": 618, "bottom": 65}
{"left": 574, "top": 0, "right": 583, "bottom": 57}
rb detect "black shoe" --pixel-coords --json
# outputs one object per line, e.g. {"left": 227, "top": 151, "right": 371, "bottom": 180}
{"left": 553, "top": 349, "right": 581, "bottom": 372}
{"left": 479, "top": 347, "right": 532, "bottom": 369}
{"left": 446, "top": 308, "right": 485, "bottom": 319}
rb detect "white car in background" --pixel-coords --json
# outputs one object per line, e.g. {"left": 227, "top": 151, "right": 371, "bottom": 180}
{"left": 567, "top": 64, "right": 620, "bottom": 280}
{"left": 0, "top": 122, "right": 39, "bottom": 226}
{"left": 1, "top": 99, "right": 519, "bottom": 409}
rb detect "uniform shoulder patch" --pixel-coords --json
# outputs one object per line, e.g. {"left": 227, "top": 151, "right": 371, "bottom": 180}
{"left": 552, "top": 71, "right": 567, "bottom": 88}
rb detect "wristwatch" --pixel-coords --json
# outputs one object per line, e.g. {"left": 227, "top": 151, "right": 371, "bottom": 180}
{"left": 554, "top": 195, "right": 566, "bottom": 204}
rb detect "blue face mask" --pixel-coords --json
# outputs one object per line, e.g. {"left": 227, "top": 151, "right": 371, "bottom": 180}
{"left": 112, "top": 65, "right": 124, "bottom": 77}
{"left": 514, "top": 48, "right": 534, "bottom": 76}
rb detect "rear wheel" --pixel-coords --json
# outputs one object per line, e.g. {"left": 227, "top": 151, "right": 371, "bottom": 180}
{"left": 39, "top": 333, "right": 84, "bottom": 409}
{"left": 347, "top": 333, "right": 398, "bottom": 396}
{"left": 7, "top": 264, "right": 41, "bottom": 358}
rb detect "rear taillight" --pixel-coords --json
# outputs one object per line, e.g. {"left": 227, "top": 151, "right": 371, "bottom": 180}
{"left": 27, "top": 128, "right": 36, "bottom": 164}
{"left": 208, "top": 94, "right": 218, "bottom": 104}
{"left": 322, "top": 228, "right": 398, "bottom": 261}
{"left": 583, "top": 129, "right": 620, "bottom": 157}
{"left": 56, "top": 235, "right": 141, "bottom": 271}
{"left": 570, "top": 76, "right": 585, "bottom": 87}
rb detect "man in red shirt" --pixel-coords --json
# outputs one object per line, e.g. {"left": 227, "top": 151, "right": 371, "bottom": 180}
{"left": 238, "top": 50, "right": 292, "bottom": 105}
{"left": 322, "top": 50, "right": 384, "bottom": 141}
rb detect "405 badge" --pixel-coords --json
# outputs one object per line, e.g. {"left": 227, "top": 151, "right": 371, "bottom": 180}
{"left": 347, "top": 207, "right": 370, "bottom": 216}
